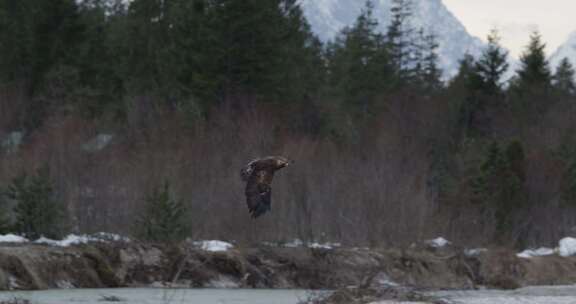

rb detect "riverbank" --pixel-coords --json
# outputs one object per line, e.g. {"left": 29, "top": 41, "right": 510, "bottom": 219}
{"left": 1, "top": 240, "right": 576, "bottom": 301}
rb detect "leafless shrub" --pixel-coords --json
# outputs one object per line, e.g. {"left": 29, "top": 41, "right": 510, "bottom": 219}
{"left": 1, "top": 90, "right": 576, "bottom": 248}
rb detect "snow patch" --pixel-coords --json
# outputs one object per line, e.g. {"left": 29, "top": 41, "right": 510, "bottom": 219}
{"left": 1, "top": 131, "right": 24, "bottom": 153}
{"left": 82, "top": 134, "right": 114, "bottom": 152}
{"left": 206, "top": 275, "right": 240, "bottom": 288}
{"left": 308, "top": 242, "right": 341, "bottom": 249}
{"left": 35, "top": 233, "right": 129, "bottom": 247}
{"left": 426, "top": 237, "right": 450, "bottom": 248}
{"left": 0, "top": 232, "right": 128, "bottom": 247}
{"left": 262, "top": 239, "right": 340, "bottom": 249}
{"left": 517, "top": 247, "right": 556, "bottom": 259}
{"left": 369, "top": 301, "right": 429, "bottom": 304}
{"left": 193, "top": 240, "right": 234, "bottom": 252}
{"left": 370, "top": 272, "right": 399, "bottom": 288}
{"left": 308, "top": 243, "right": 332, "bottom": 249}
{"left": 465, "top": 248, "right": 488, "bottom": 257}
{"left": 8, "top": 276, "right": 20, "bottom": 290}
{"left": 282, "top": 239, "right": 341, "bottom": 249}
{"left": 0, "top": 234, "right": 28, "bottom": 243}
{"left": 35, "top": 235, "right": 95, "bottom": 247}
{"left": 56, "top": 280, "right": 75, "bottom": 289}
{"left": 284, "top": 239, "right": 305, "bottom": 248}
{"left": 516, "top": 237, "right": 576, "bottom": 258}
{"left": 150, "top": 282, "right": 166, "bottom": 288}
{"left": 93, "top": 232, "right": 130, "bottom": 242}
{"left": 559, "top": 237, "right": 576, "bottom": 257}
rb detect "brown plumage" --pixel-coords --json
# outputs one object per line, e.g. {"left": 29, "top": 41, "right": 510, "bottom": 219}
{"left": 240, "top": 156, "right": 291, "bottom": 218}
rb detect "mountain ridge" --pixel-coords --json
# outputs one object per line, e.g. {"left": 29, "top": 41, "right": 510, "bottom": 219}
{"left": 299, "top": 0, "right": 486, "bottom": 77}
{"left": 550, "top": 31, "right": 576, "bottom": 72}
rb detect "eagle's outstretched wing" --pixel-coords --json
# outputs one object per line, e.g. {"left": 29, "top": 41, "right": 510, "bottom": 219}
{"left": 245, "top": 170, "right": 273, "bottom": 218}
{"left": 240, "top": 156, "right": 290, "bottom": 218}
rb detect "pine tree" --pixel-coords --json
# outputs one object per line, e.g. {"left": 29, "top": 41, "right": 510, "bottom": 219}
{"left": 508, "top": 31, "right": 554, "bottom": 119}
{"left": 152, "top": 0, "right": 221, "bottom": 115}
{"left": 515, "top": 31, "right": 552, "bottom": 91}
{"left": 449, "top": 54, "right": 481, "bottom": 90}
{"left": 386, "top": 0, "right": 414, "bottom": 82}
{"left": 0, "top": 0, "right": 36, "bottom": 82}
{"left": 562, "top": 159, "right": 576, "bottom": 207}
{"left": 408, "top": 28, "right": 442, "bottom": 92}
{"left": 117, "top": 0, "right": 169, "bottom": 92}
{"left": 471, "top": 141, "right": 527, "bottom": 245}
{"left": 410, "top": 28, "right": 425, "bottom": 84}
{"left": 205, "top": 0, "right": 323, "bottom": 103}
{"left": 505, "top": 140, "right": 526, "bottom": 182}
{"left": 561, "top": 142, "right": 576, "bottom": 207}
{"left": 553, "top": 57, "right": 576, "bottom": 96}
{"left": 0, "top": 0, "right": 85, "bottom": 128}
{"left": 29, "top": 0, "right": 84, "bottom": 90}
{"left": 4, "top": 167, "right": 67, "bottom": 240}
{"left": 68, "top": 0, "right": 127, "bottom": 118}
{"left": 0, "top": 199, "right": 9, "bottom": 234}
{"left": 472, "top": 142, "right": 505, "bottom": 206}
{"left": 135, "top": 182, "right": 190, "bottom": 243}
{"left": 275, "top": 0, "right": 325, "bottom": 102}
{"left": 421, "top": 32, "right": 443, "bottom": 92}
{"left": 449, "top": 54, "right": 492, "bottom": 138}
{"left": 327, "top": 1, "right": 393, "bottom": 118}
{"left": 475, "top": 29, "right": 509, "bottom": 96}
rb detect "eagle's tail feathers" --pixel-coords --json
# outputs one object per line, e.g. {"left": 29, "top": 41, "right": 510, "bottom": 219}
{"left": 250, "top": 203, "right": 269, "bottom": 218}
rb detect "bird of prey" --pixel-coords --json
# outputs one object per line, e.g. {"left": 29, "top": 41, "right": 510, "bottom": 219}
{"left": 240, "top": 156, "right": 291, "bottom": 218}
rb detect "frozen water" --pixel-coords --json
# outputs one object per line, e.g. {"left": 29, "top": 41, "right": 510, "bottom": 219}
{"left": 2, "top": 286, "right": 575, "bottom": 304}
{"left": 0, "top": 288, "right": 325, "bottom": 304}
{"left": 429, "top": 285, "right": 576, "bottom": 304}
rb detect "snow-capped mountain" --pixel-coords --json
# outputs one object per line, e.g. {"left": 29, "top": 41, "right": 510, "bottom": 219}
{"left": 299, "top": 0, "right": 486, "bottom": 77}
{"left": 550, "top": 31, "right": 576, "bottom": 71}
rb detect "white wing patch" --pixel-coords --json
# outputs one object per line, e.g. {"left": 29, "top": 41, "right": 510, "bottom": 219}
{"left": 240, "top": 158, "right": 259, "bottom": 181}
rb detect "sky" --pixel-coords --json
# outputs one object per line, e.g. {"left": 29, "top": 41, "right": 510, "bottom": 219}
{"left": 442, "top": 0, "right": 576, "bottom": 58}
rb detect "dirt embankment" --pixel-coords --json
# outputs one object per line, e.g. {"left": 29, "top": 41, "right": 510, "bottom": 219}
{"left": 0, "top": 242, "right": 575, "bottom": 295}
{"left": 320, "top": 246, "right": 576, "bottom": 304}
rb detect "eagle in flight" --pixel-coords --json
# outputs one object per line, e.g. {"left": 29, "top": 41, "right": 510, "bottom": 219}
{"left": 240, "top": 156, "right": 291, "bottom": 218}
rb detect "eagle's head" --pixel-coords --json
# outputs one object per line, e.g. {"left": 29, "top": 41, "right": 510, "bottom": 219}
{"left": 275, "top": 156, "right": 292, "bottom": 169}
